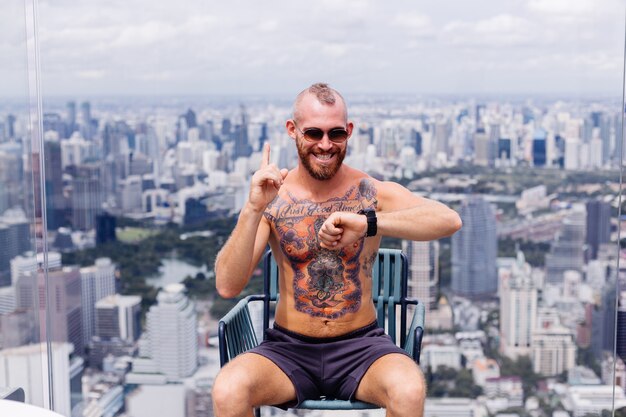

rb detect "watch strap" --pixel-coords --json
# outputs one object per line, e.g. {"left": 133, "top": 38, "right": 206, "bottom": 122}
{"left": 357, "top": 208, "right": 377, "bottom": 237}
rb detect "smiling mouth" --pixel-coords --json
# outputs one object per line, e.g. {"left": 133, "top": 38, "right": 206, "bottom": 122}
{"left": 313, "top": 153, "right": 334, "bottom": 162}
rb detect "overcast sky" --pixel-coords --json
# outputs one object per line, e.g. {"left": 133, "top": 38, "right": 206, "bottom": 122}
{"left": 2, "top": 0, "right": 625, "bottom": 98}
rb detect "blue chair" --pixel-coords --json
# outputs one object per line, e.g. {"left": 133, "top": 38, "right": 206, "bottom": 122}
{"left": 218, "top": 248, "right": 425, "bottom": 415}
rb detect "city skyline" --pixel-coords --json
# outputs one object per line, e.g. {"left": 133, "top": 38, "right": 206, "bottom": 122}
{"left": 0, "top": 90, "right": 625, "bottom": 415}
{"left": 2, "top": 0, "right": 625, "bottom": 97}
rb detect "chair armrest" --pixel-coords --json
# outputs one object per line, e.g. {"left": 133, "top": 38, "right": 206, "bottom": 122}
{"left": 218, "top": 295, "right": 265, "bottom": 367}
{"left": 403, "top": 298, "right": 425, "bottom": 365}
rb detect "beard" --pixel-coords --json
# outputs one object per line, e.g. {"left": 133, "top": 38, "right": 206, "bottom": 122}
{"left": 296, "top": 140, "right": 346, "bottom": 181}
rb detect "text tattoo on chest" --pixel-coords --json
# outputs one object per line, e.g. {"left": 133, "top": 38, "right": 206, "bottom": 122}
{"left": 264, "top": 179, "right": 378, "bottom": 319}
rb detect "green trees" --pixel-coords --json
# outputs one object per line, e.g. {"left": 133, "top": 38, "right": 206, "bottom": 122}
{"left": 61, "top": 215, "right": 239, "bottom": 315}
{"left": 426, "top": 366, "right": 483, "bottom": 399}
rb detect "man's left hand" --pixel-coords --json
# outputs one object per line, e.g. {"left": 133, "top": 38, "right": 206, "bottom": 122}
{"left": 318, "top": 212, "right": 368, "bottom": 250}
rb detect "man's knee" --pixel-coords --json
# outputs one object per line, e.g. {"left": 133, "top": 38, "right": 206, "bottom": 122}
{"left": 386, "top": 372, "right": 426, "bottom": 410}
{"left": 212, "top": 366, "right": 252, "bottom": 408}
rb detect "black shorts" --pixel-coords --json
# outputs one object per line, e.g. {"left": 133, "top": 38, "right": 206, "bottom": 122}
{"left": 247, "top": 320, "right": 410, "bottom": 409}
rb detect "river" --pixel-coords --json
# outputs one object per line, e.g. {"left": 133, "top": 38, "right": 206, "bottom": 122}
{"left": 146, "top": 258, "right": 211, "bottom": 288}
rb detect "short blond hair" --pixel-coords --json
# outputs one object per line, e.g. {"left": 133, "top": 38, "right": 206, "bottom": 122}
{"left": 293, "top": 83, "right": 347, "bottom": 122}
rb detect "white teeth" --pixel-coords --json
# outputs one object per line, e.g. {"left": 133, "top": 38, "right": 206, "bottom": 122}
{"left": 315, "top": 154, "right": 332, "bottom": 160}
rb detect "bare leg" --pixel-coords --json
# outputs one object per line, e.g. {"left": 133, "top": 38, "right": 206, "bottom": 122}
{"left": 212, "top": 353, "right": 297, "bottom": 417}
{"left": 354, "top": 354, "right": 426, "bottom": 417}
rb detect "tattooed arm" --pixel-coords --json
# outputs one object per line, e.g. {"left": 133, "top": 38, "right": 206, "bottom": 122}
{"left": 319, "top": 180, "right": 461, "bottom": 249}
{"left": 215, "top": 208, "right": 271, "bottom": 298}
{"left": 215, "top": 143, "right": 288, "bottom": 298}
{"left": 375, "top": 181, "right": 461, "bottom": 240}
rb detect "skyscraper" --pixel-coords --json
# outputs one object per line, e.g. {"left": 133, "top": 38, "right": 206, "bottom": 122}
{"left": 545, "top": 209, "right": 586, "bottom": 284}
{"left": 233, "top": 105, "right": 252, "bottom": 160}
{"left": 80, "top": 101, "right": 93, "bottom": 140}
{"left": 403, "top": 240, "right": 439, "bottom": 313}
{"left": 43, "top": 138, "right": 67, "bottom": 230}
{"left": 95, "top": 294, "right": 141, "bottom": 342}
{"left": 617, "top": 291, "right": 626, "bottom": 363}
{"left": 47, "top": 267, "right": 84, "bottom": 354}
{"left": 80, "top": 258, "right": 116, "bottom": 349}
{"left": 144, "top": 284, "right": 197, "bottom": 380}
{"left": 532, "top": 128, "right": 547, "bottom": 167}
{"left": 591, "top": 279, "right": 617, "bottom": 359}
{"left": 71, "top": 164, "right": 103, "bottom": 231}
{"left": 15, "top": 261, "right": 83, "bottom": 354}
{"left": 499, "top": 252, "right": 537, "bottom": 359}
{"left": 0, "top": 209, "right": 30, "bottom": 286}
{"left": 586, "top": 199, "right": 611, "bottom": 260}
{"left": 66, "top": 101, "right": 76, "bottom": 136}
{"left": 532, "top": 309, "right": 577, "bottom": 376}
{"left": 0, "top": 342, "right": 73, "bottom": 416}
{"left": 452, "top": 196, "right": 497, "bottom": 298}
{"left": 89, "top": 294, "right": 141, "bottom": 368}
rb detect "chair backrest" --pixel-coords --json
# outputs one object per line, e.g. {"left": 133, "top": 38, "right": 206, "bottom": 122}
{"left": 261, "top": 248, "right": 411, "bottom": 346}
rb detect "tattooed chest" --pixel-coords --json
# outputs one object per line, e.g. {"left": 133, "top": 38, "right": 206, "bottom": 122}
{"left": 264, "top": 181, "right": 378, "bottom": 319}
{"left": 273, "top": 215, "right": 363, "bottom": 319}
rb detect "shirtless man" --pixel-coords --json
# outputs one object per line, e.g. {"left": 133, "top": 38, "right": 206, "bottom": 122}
{"left": 212, "top": 83, "right": 462, "bottom": 417}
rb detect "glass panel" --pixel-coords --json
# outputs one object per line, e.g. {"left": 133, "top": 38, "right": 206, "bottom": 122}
{"left": 0, "top": 0, "right": 50, "bottom": 412}
{"left": 29, "top": 2, "right": 626, "bottom": 417}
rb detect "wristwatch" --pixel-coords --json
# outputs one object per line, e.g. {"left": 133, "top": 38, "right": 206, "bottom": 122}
{"left": 357, "top": 208, "right": 377, "bottom": 238}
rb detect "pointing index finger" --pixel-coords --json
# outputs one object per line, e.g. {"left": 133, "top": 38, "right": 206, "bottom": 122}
{"left": 261, "top": 142, "right": 270, "bottom": 168}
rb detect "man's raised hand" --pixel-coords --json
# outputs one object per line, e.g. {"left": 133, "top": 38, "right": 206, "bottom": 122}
{"left": 248, "top": 143, "right": 289, "bottom": 212}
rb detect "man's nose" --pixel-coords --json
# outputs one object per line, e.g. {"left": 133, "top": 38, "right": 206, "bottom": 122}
{"left": 317, "top": 135, "right": 334, "bottom": 151}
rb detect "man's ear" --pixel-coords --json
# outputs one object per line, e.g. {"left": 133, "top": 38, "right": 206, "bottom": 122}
{"left": 347, "top": 121, "right": 355, "bottom": 138}
{"left": 285, "top": 119, "right": 297, "bottom": 140}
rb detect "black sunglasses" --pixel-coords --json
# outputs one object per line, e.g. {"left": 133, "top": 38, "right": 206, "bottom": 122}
{"left": 294, "top": 123, "right": 349, "bottom": 143}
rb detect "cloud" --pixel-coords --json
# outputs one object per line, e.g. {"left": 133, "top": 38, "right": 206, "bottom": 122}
{"left": 75, "top": 70, "right": 107, "bottom": 79}
{"left": 442, "top": 14, "right": 539, "bottom": 47}
{"left": 321, "top": 43, "right": 350, "bottom": 58}
{"left": 3, "top": 0, "right": 621, "bottom": 96}
{"left": 393, "top": 13, "right": 435, "bottom": 38}
{"left": 527, "top": 0, "right": 594, "bottom": 16}
{"left": 111, "top": 21, "right": 180, "bottom": 48}
{"left": 257, "top": 20, "right": 279, "bottom": 33}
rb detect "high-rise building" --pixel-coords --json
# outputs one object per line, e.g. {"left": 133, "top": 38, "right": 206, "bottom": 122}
{"left": 44, "top": 138, "right": 67, "bottom": 230}
{"left": 532, "top": 308, "right": 577, "bottom": 376}
{"left": 120, "top": 175, "right": 143, "bottom": 212}
{"left": 0, "top": 286, "right": 15, "bottom": 314}
{"left": 0, "top": 342, "right": 73, "bottom": 416}
{"left": 545, "top": 209, "right": 586, "bottom": 284}
{"left": 617, "top": 291, "right": 626, "bottom": 363}
{"left": 96, "top": 212, "right": 117, "bottom": 244}
{"left": 232, "top": 105, "right": 252, "bottom": 160}
{"left": 0, "top": 209, "right": 30, "bottom": 286}
{"left": 532, "top": 129, "right": 547, "bottom": 167}
{"left": 498, "top": 138, "right": 511, "bottom": 160}
{"left": 80, "top": 258, "right": 116, "bottom": 349}
{"left": 474, "top": 126, "right": 497, "bottom": 167}
{"left": 80, "top": 101, "right": 93, "bottom": 140}
{"left": 148, "top": 284, "right": 197, "bottom": 379}
{"left": 586, "top": 199, "right": 611, "bottom": 260}
{"left": 0, "top": 310, "right": 36, "bottom": 348}
{"left": 403, "top": 240, "right": 439, "bottom": 313}
{"left": 452, "top": 196, "right": 497, "bottom": 298}
{"left": 433, "top": 121, "right": 450, "bottom": 156}
{"left": 66, "top": 101, "right": 76, "bottom": 135}
{"left": 16, "top": 263, "right": 83, "bottom": 354}
{"left": 71, "top": 164, "right": 103, "bottom": 231}
{"left": 89, "top": 294, "right": 141, "bottom": 368}
{"left": 499, "top": 252, "right": 537, "bottom": 359}
{"left": 95, "top": 294, "right": 141, "bottom": 342}
{"left": 48, "top": 267, "right": 84, "bottom": 354}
